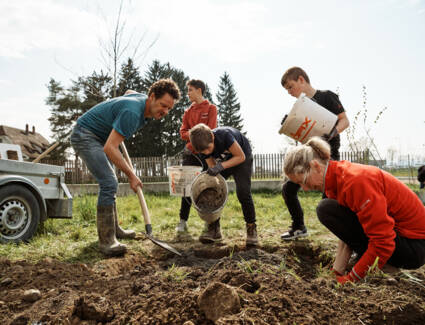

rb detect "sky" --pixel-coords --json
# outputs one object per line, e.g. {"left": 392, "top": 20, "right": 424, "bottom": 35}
{"left": 1, "top": 0, "right": 424, "bottom": 162}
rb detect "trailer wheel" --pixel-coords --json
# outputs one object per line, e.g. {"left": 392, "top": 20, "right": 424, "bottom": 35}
{"left": 0, "top": 184, "right": 40, "bottom": 243}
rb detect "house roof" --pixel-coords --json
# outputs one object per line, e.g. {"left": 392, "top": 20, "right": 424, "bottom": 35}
{"left": 0, "top": 125, "right": 50, "bottom": 160}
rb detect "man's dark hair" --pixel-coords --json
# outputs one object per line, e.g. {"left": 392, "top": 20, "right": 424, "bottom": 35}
{"left": 281, "top": 67, "right": 310, "bottom": 88}
{"left": 187, "top": 79, "right": 206, "bottom": 95}
{"left": 189, "top": 123, "right": 213, "bottom": 152}
{"left": 148, "top": 78, "right": 181, "bottom": 101}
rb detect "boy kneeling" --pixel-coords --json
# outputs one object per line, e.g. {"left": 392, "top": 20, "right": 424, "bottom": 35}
{"left": 189, "top": 123, "right": 258, "bottom": 246}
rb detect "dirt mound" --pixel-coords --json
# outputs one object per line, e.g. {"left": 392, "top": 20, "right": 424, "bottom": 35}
{"left": 195, "top": 188, "right": 224, "bottom": 212}
{"left": 1, "top": 242, "right": 425, "bottom": 324}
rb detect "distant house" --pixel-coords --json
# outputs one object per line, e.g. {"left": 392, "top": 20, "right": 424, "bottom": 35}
{"left": 0, "top": 124, "right": 50, "bottom": 161}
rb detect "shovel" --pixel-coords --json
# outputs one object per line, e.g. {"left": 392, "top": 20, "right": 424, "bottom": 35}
{"left": 32, "top": 133, "right": 72, "bottom": 163}
{"left": 119, "top": 143, "right": 182, "bottom": 256}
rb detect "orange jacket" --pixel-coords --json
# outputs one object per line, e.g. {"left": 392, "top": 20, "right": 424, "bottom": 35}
{"left": 180, "top": 100, "right": 217, "bottom": 152}
{"left": 325, "top": 160, "right": 425, "bottom": 279}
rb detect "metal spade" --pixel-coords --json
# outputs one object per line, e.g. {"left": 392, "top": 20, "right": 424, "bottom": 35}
{"left": 119, "top": 143, "right": 182, "bottom": 256}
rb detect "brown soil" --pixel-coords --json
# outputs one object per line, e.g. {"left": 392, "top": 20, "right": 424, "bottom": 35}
{"left": 1, "top": 240, "right": 425, "bottom": 324}
{"left": 195, "top": 188, "right": 225, "bottom": 212}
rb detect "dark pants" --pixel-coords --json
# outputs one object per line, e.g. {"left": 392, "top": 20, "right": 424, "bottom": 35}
{"left": 282, "top": 143, "right": 339, "bottom": 229}
{"left": 317, "top": 198, "right": 425, "bottom": 269}
{"left": 221, "top": 155, "right": 256, "bottom": 224}
{"left": 179, "top": 150, "right": 207, "bottom": 221}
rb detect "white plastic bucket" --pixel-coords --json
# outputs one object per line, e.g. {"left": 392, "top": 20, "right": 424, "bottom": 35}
{"left": 167, "top": 166, "right": 203, "bottom": 197}
{"left": 279, "top": 93, "right": 338, "bottom": 143}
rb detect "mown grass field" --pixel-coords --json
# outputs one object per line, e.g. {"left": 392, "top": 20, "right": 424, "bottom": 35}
{"left": 1, "top": 184, "right": 422, "bottom": 264}
{"left": 0, "top": 190, "right": 332, "bottom": 263}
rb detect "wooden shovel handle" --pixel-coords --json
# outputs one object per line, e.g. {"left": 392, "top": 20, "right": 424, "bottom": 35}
{"left": 119, "top": 143, "right": 151, "bottom": 226}
{"left": 32, "top": 142, "right": 60, "bottom": 163}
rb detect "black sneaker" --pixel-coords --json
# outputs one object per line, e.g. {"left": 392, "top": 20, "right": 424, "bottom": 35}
{"left": 280, "top": 225, "right": 308, "bottom": 240}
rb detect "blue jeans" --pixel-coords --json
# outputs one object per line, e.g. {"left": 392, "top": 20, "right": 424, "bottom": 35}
{"left": 70, "top": 124, "right": 118, "bottom": 206}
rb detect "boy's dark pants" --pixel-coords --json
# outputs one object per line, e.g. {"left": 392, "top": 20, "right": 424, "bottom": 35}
{"left": 221, "top": 155, "right": 256, "bottom": 224}
{"left": 317, "top": 198, "right": 425, "bottom": 269}
{"left": 179, "top": 149, "right": 207, "bottom": 221}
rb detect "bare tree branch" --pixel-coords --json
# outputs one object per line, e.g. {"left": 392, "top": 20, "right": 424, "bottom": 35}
{"left": 97, "top": 0, "right": 158, "bottom": 97}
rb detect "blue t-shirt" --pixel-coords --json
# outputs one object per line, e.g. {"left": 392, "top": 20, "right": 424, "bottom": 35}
{"left": 204, "top": 127, "right": 251, "bottom": 160}
{"left": 77, "top": 93, "right": 148, "bottom": 142}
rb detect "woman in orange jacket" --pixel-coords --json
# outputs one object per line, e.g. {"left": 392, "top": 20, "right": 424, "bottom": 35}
{"left": 283, "top": 137, "right": 425, "bottom": 284}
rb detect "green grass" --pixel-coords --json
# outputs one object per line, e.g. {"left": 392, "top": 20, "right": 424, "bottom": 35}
{"left": 162, "top": 263, "right": 191, "bottom": 282}
{"left": 0, "top": 190, "right": 329, "bottom": 264}
{"left": 384, "top": 167, "right": 419, "bottom": 177}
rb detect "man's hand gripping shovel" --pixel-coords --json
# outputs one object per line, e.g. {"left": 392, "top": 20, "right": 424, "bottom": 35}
{"left": 119, "top": 143, "right": 182, "bottom": 256}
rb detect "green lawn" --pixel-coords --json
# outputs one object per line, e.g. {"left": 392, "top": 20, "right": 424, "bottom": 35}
{"left": 1, "top": 191, "right": 329, "bottom": 263}
{"left": 2, "top": 186, "right": 422, "bottom": 264}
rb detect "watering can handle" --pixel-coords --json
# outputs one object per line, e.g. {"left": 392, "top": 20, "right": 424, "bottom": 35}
{"left": 119, "top": 143, "right": 152, "bottom": 233}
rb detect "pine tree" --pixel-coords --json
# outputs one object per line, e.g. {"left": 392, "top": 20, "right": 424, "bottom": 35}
{"left": 216, "top": 72, "right": 244, "bottom": 132}
{"left": 116, "top": 58, "right": 143, "bottom": 96}
{"left": 162, "top": 67, "right": 190, "bottom": 156}
{"left": 126, "top": 60, "right": 189, "bottom": 157}
{"left": 204, "top": 83, "right": 215, "bottom": 105}
{"left": 78, "top": 70, "right": 112, "bottom": 112}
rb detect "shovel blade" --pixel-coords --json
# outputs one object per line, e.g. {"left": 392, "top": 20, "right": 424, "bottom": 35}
{"left": 143, "top": 232, "right": 182, "bottom": 256}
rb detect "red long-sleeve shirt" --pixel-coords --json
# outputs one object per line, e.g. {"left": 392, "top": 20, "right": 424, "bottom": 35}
{"left": 180, "top": 100, "right": 217, "bottom": 152}
{"left": 325, "top": 160, "right": 425, "bottom": 279}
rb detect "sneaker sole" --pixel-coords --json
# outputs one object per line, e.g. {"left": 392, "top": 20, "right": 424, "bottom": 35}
{"left": 280, "top": 233, "right": 308, "bottom": 241}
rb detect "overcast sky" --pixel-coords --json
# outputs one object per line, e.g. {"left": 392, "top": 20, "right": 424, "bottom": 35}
{"left": 1, "top": 0, "right": 424, "bottom": 160}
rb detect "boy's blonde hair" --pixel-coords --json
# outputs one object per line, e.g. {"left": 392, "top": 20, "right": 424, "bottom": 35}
{"left": 283, "top": 137, "right": 330, "bottom": 176}
{"left": 189, "top": 123, "right": 213, "bottom": 152}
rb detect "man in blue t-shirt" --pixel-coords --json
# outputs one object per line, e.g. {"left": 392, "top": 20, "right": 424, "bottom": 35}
{"left": 70, "top": 79, "right": 180, "bottom": 256}
{"left": 189, "top": 123, "right": 258, "bottom": 246}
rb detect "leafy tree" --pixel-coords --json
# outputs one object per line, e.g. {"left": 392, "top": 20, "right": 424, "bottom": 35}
{"left": 216, "top": 72, "right": 244, "bottom": 132}
{"left": 46, "top": 78, "right": 83, "bottom": 159}
{"left": 46, "top": 71, "right": 112, "bottom": 159}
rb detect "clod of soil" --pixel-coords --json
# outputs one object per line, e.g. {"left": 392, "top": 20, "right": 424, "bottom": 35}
{"left": 22, "top": 289, "right": 41, "bottom": 303}
{"left": 10, "top": 315, "right": 29, "bottom": 325}
{"left": 197, "top": 281, "right": 240, "bottom": 321}
{"left": 195, "top": 188, "right": 224, "bottom": 212}
{"left": 0, "top": 278, "right": 13, "bottom": 286}
{"left": 182, "top": 321, "right": 195, "bottom": 325}
{"left": 73, "top": 293, "right": 115, "bottom": 322}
